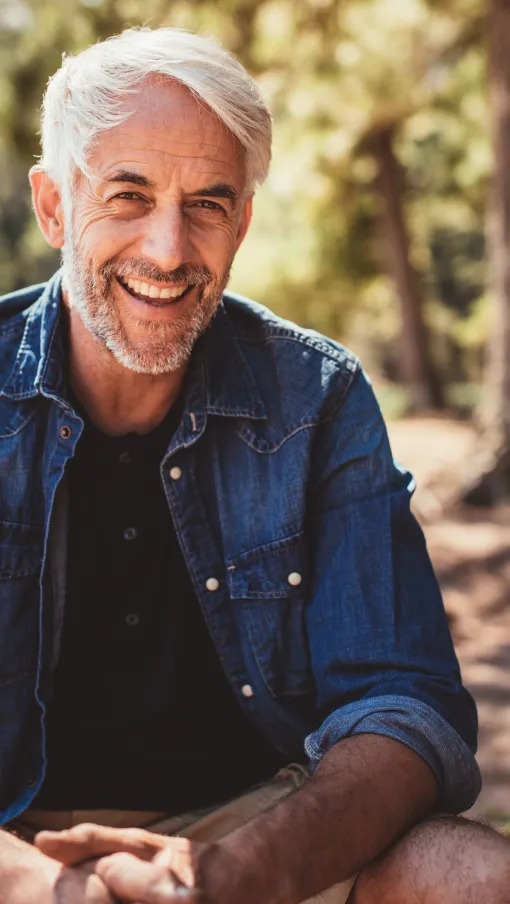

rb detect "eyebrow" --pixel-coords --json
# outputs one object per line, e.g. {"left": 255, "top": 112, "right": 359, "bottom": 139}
{"left": 194, "top": 183, "right": 239, "bottom": 205}
{"left": 104, "top": 171, "right": 157, "bottom": 189}
{"left": 104, "top": 172, "right": 238, "bottom": 205}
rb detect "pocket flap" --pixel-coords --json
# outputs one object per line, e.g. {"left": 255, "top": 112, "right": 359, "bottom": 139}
{"left": 227, "top": 532, "right": 307, "bottom": 600}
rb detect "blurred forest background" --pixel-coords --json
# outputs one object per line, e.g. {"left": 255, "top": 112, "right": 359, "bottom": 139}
{"left": 3, "top": 0, "right": 510, "bottom": 817}
{"left": 0, "top": 0, "right": 492, "bottom": 416}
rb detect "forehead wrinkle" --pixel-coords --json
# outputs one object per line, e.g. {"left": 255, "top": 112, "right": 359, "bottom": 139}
{"left": 97, "top": 145, "right": 239, "bottom": 170}
{"left": 105, "top": 113, "right": 234, "bottom": 142}
{"left": 107, "top": 132, "right": 232, "bottom": 150}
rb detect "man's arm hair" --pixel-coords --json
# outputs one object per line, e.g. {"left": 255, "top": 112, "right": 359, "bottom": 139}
{"left": 207, "top": 733, "right": 438, "bottom": 904}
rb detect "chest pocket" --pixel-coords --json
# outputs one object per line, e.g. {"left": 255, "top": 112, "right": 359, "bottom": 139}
{"left": 226, "top": 532, "right": 313, "bottom": 698}
{"left": 0, "top": 521, "right": 42, "bottom": 684}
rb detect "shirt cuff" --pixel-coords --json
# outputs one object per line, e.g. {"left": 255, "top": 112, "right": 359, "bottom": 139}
{"left": 304, "top": 694, "right": 481, "bottom": 814}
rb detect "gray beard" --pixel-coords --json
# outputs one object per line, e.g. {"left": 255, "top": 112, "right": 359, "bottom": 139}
{"left": 61, "top": 237, "right": 232, "bottom": 375}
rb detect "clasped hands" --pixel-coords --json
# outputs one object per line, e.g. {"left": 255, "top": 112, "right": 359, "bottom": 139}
{"left": 35, "top": 823, "right": 215, "bottom": 903}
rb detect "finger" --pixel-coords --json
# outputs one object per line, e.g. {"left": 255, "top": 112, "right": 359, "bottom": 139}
{"left": 35, "top": 824, "right": 166, "bottom": 866}
{"left": 152, "top": 844, "right": 201, "bottom": 889}
{"left": 96, "top": 853, "right": 200, "bottom": 902}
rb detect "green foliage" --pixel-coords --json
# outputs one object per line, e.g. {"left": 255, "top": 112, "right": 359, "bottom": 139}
{"left": 0, "top": 0, "right": 491, "bottom": 393}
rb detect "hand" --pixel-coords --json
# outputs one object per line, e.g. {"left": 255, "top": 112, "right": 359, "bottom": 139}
{"left": 36, "top": 824, "right": 212, "bottom": 902}
{"left": 54, "top": 860, "right": 117, "bottom": 904}
{"left": 96, "top": 847, "right": 203, "bottom": 902}
{"left": 36, "top": 823, "right": 170, "bottom": 867}
{"left": 0, "top": 829, "right": 113, "bottom": 904}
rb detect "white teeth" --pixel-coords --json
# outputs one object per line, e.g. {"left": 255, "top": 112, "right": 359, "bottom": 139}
{"left": 123, "top": 277, "right": 188, "bottom": 300}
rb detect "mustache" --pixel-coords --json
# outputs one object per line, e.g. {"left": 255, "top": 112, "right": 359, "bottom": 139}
{"left": 100, "top": 258, "right": 214, "bottom": 287}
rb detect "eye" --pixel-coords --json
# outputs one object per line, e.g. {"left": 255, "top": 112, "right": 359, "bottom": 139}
{"left": 193, "top": 199, "right": 226, "bottom": 212}
{"left": 112, "top": 192, "right": 145, "bottom": 201}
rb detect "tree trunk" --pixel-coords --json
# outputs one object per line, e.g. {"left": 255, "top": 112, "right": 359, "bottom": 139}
{"left": 371, "top": 126, "right": 442, "bottom": 410}
{"left": 462, "top": 0, "right": 510, "bottom": 505}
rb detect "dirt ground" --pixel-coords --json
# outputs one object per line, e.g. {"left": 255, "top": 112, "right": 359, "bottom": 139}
{"left": 388, "top": 416, "right": 510, "bottom": 822}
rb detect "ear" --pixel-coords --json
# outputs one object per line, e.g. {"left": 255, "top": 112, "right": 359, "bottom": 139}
{"left": 29, "top": 165, "right": 66, "bottom": 249}
{"left": 235, "top": 194, "right": 253, "bottom": 252}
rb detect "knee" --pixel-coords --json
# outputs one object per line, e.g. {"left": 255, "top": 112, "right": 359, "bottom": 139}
{"left": 353, "top": 816, "right": 510, "bottom": 904}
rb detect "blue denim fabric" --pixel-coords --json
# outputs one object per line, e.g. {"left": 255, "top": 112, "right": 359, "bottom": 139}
{"left": 0, "top": 272, "right": 480, "bottom": 823}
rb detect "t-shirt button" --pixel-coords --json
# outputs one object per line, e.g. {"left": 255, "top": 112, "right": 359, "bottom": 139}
{"left": 205, "top": 577, "right": 220, "bottom": 592}
{"left": 119, "top": 451, "right": 132, "bottom": 465}
{"left": 123, "top": 527, "right": 138, "bottom": 541}
{"left": 241, "top": 684, "right": 254, "bottom": 698}
{"left": 125, "top": 613, "right": 140, "bottom": 627}
{"left": 169, "top": 467, "right": 182, "bottom": 480}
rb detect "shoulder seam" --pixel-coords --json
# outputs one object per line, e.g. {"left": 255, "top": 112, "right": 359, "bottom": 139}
{"left": 235, "top": 327, "right": 360, "bottom": 368}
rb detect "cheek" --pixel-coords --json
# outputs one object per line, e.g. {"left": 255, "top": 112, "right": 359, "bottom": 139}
{"left": 75, "top": 216, "right": 137, "bottom": 264}
{"left": 189, "top": 220, "right": 239, "bottom": 265}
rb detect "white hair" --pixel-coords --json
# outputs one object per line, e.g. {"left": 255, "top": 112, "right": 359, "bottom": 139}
{"left": 40, "top": 26, "right": 272, "bottom": 197}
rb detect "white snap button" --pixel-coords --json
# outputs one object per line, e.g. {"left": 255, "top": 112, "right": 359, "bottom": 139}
{"left": 241, "top": 684, "right": 254, "bottom": 698}
{"left": 205, "top": 577, "right": 220, "bottom": 592}
{"left": 287, "top": 572, "right": 302, "bottom": 587}
{"left": 170, "top": 467, "right": 182, "bottom": 480}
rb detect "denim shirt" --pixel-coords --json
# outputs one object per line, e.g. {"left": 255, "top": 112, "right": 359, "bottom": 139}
{"left": 0, "top": 272, "right": 480, "bottom": 823}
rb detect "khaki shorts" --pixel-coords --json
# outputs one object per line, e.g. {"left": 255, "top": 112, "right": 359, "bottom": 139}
{"left": 11, "top": 763, "right": 357, "bottom": 903}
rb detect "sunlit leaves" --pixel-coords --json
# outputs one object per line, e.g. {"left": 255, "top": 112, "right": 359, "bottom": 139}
{"left": 0, "top": 0, "right": 491, "bottom": 383}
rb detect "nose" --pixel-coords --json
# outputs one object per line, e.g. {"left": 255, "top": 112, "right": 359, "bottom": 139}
{"left": 139, "top": 204, "right": 191, "bottom": 273}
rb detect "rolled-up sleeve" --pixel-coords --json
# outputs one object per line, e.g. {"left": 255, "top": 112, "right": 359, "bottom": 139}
{"left": 304, "top": 367, "right": 481, "bottom": 814}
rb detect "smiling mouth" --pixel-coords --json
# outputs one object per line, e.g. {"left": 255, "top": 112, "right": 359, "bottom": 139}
{"left": 117, "top": 276, "right": 192, "bottom": 306}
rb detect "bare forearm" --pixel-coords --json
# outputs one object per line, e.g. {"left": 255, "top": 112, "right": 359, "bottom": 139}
{"left": 210, "top": 734, "right": 439, "bottom": 904}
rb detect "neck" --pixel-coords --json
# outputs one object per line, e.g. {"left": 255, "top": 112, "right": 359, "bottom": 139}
{"left": 66, "top": 305, "right": 187, "bottom": 437}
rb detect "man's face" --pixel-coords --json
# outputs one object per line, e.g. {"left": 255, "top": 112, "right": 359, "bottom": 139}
{"left": 60, "top": 79, "right": 251, "bottom": 374}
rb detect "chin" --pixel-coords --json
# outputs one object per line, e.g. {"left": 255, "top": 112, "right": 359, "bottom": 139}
{"left": 107, "top": 336, "right": 191, "bottom": 376}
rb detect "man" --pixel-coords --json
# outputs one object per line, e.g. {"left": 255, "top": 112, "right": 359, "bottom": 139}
{"left": 0, "top": 25, "right": 508, "bottom": 904}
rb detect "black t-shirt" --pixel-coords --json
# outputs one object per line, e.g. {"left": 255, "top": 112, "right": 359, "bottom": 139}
{"left": 34, "top": 402, "right": 287, "bottom": 811}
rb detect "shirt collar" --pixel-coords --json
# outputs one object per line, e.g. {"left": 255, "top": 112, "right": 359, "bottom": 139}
{"left": 0, "top": 271, "right": 64, "bottom": 401}
{"left": 1, "top": 272, "right": 267, "bottom": 422}
{"left": 198, "top": 300, "right": 266, "bottom": 420}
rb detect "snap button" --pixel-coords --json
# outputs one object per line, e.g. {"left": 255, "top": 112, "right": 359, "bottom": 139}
{"left": 119, "top": 451, "right": 132, "bottom": 465}
{"left": 170, "top": 467, "right": 182, "bottom": 480}
{"left": 123, "top": 527, "right": 138, "bottom": 541}
{"left": 125, "top": 613, "right": 140, "bottom": 627}
{"left": 241, "top": 684, "right": 254, "bottom": 698}
{"left": 205, "top": 577, "right": 220, "bottom": 592}
{"left": 287, "top": 572, "right": 302, "bottom": 587}
{"left": 60, "top": 425, "right": 72, "bottom": 440}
